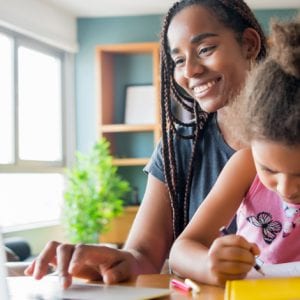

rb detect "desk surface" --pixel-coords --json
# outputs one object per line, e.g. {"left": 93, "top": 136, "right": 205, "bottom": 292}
{"left": 6, "top": 274, "right": 224, "bottom": 299}
{"left": 124, "top": 274, "right": 224, "bottom": 300}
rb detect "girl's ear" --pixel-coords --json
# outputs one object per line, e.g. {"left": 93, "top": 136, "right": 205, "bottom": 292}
{"left": 242, "top": 28, "right": 261, "bottom": 60}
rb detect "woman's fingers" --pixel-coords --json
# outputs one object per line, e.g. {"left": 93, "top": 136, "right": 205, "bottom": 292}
{"left": 101, "top": 253, "right": 134, "bottom": 284}
{"left": 25, "top": 241, "right": 61, "bottom": 279}
{"left": 25, "top": 243, "right": 136, "bottom": 288}
{"left": 69, "top": 245, "right": 133, "bottom": 284}
{"left": 24, "top": 259, "right": 36, "bottom": 276}
{"left": 56, "top": 243, "right": 75, "bottom": 289}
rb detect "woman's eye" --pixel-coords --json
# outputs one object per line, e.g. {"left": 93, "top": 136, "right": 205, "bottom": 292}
{"left": 198, "top": 46, "right": 216, "bottom": 57}
{"left": 174, "top": 57, "right": 185, "bottom": 66}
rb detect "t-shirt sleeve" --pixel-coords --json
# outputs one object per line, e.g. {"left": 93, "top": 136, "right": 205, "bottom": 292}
{"left": 143, "top": 139, "right": 165, "bottom": 183}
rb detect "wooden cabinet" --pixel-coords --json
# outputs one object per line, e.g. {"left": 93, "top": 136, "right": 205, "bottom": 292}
{"left": 95, "top": 42, "right": 161, "bottom": 205}
{"left": 99, "top": 206, "right": 139, "bottom": 247}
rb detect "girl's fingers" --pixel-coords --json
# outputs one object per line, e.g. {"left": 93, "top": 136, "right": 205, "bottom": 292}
{"left": 250, "top": 242, "right": 261, "bottom": 256}
{"left": 217, "top": 244, "right": 256, "bottom": 265}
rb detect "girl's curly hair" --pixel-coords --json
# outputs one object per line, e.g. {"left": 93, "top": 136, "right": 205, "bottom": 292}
{"left": 238, "top": 17, "right": 300, "bottom": 146}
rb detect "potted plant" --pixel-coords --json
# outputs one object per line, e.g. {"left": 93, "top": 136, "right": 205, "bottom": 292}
{"left": 63, "top": 138, "right": 131, "bottom": 243}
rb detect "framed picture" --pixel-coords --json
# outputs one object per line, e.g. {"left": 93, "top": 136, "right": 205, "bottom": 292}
{"left": 124, "top": 85, "right": 155, "bottom": 124}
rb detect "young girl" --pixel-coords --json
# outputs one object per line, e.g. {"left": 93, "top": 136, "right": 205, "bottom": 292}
{"left": 169, "top": 18, "right": 300, "bottom": 287}
{"left": 25, "top": 0, "right": 266, "bottom": 287}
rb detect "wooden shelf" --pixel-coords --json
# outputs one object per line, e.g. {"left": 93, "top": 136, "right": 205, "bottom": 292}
{"left": 112, "top": 158, "right": 149, "bottom": 166}
{"left": 100, "top": 124, "right": 156, "bottom": 133}
{"left": 96, "top": 42, "right": 159, "bottom": 54}
{"left": 99, "top": 205, "right": 139, "bottom": 246}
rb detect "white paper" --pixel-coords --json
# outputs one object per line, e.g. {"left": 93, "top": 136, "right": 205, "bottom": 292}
{"left": 7, "top": 276, "right": 170, "bottom": 300}
{"left": 247, "top": 261, "right": 300, "bottom": 279}
{"left": 124, "top": 85, "right": 155, "bottom": 124}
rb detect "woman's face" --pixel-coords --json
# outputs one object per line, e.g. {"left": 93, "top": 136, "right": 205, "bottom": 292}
{"left": 167, "top": 5, "right": 253, "bottom": 113}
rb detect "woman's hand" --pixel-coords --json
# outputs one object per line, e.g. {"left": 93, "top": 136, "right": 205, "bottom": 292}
{"left": 207, "top": 234, "right": 260, "bottom": 286}
{"left": 24, "top": 241, "right": 138, "bottom": 289}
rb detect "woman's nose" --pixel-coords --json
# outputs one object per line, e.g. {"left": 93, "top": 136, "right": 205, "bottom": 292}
{"left": 277, "top": 175, "right": 299, "bottom": 199}
{"left": 184, "top": 56, "right": 204, "bottom": 78}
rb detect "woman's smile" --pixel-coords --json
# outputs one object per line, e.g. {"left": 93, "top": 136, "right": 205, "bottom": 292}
{"left": 192, "top": 77, "right": 222, "bottom": 98}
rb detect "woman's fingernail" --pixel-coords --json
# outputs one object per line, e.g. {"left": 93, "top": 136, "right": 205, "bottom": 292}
{"left": 59, "top": 275, "right": 71, "bottom": 289}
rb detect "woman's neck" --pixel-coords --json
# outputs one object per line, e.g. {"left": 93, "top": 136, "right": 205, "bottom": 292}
{"left": 216, "top": 108, "right": 245, "bottom": 151}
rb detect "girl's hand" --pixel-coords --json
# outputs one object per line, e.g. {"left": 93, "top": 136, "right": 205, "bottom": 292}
{"left": 207, "top": 235, "right": 260, "bottom": 286}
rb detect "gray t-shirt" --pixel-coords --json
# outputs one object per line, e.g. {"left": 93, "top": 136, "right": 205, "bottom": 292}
{"left": 144, "top": 114, "right": 236, "bottom": 228}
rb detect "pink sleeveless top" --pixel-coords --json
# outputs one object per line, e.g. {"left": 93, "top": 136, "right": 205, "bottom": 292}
{"left": 237, "top": 175, "right": 300, "bottom": 264}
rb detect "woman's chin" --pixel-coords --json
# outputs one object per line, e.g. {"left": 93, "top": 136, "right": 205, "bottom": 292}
{"left": 198, "top": 101, "right": 225, "bottom": 113}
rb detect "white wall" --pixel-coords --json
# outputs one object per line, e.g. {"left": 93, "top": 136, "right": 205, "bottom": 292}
{"left": 0, "top": 0, "right": 78, "bottom": 52}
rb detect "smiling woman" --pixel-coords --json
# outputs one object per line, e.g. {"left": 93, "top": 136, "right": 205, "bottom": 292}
{"left": 168, "top": 5, "right": 258, "bottom": 114}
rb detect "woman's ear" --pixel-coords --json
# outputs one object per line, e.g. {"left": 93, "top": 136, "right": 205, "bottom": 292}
{"left": 242, "top": 28, "right": 261, "bottom": 60}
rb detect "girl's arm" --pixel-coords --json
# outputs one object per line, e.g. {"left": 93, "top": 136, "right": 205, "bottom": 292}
{"left": 169, "top": 148, "right": 259, "bottom": 286}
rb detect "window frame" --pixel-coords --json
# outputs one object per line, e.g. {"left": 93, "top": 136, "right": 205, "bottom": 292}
{"left": 0, "top": 26, "right": 75, "bottom": 229}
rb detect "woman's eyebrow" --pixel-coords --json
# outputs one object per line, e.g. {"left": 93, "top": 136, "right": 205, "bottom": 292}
{"left": 190, "top": 32, "right": 218, "bottom": 44}
{"left": 170, "top": 32, "right": 218, "bottom": 55}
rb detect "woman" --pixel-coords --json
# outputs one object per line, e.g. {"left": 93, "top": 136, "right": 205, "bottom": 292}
{"left": 25, "top": 0, "right": 267, "bottom": 288}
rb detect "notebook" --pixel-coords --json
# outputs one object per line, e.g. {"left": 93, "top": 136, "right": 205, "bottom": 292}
{"left": 0, "top": 228, "right": 170, "bottom": 300}
{"left": 225, "top": 277, "right": 300, "bottom": 300}
{"left": 225, "top": 262, "right": 300, "bottom": 300}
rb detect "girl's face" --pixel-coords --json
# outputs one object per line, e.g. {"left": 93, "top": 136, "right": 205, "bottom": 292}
{"left": 252, "top": 140, "right": 300, "bottom": 204}
{"left": 167, "top": 5, "right": 255, "bottom": 113}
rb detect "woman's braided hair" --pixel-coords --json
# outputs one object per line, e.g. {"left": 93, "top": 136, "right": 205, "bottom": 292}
{"left": 159, "top": 0, "right": 267, "bottom": 239}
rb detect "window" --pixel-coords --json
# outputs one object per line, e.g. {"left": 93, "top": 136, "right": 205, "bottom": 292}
{"left": 0, "top": 28, "right": 75, "bottom": 231}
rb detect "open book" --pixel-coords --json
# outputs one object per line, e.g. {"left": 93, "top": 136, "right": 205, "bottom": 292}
{"left": 246, "top": 261, "right": 300, "bottom": 279}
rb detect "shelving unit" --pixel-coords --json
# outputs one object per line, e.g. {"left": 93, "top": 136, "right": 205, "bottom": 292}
{"left": 96, "top": 42, "right": 160, "bottom": 164}
{"left": 96, "top": 42, "right": 160, "bottom": 244}
{"left": 96, "top": 42, "right": 160, "bottom": 204}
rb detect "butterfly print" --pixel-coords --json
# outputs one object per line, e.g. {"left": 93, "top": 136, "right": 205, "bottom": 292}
{"left": 282, "top": 203, "right": 300, "bottom": 218}
{"left": 247, "top": 212, "right": 282, "bottom": 244}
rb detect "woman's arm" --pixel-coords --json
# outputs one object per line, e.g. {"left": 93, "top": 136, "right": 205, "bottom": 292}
{"left": 124, "top": 174, "right": 173, "bottom": 272}
{"left": 25, "top": 174, "right": 173, "bottom": 287}
{"left": 169, "top": 148, "right": 259, "bottom": 286}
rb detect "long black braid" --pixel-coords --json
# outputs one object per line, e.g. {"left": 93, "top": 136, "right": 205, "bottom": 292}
{"left": 160, "top": 0, "right": 268, "bottom": 239}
